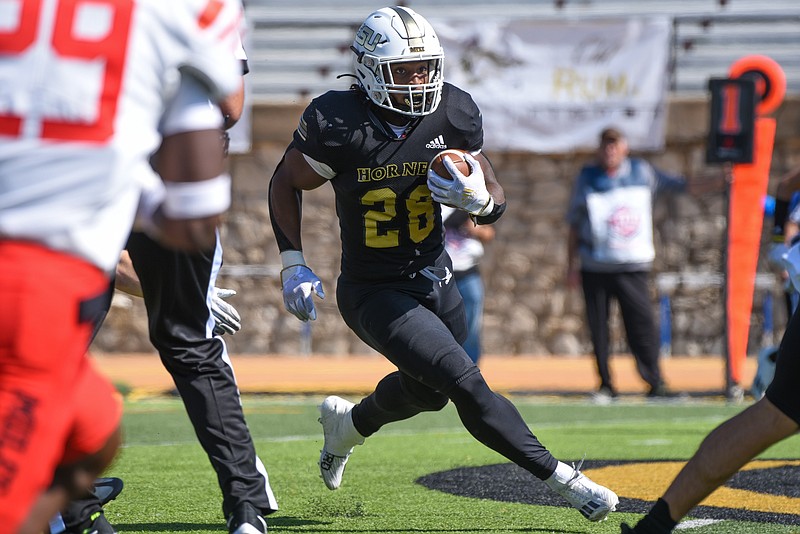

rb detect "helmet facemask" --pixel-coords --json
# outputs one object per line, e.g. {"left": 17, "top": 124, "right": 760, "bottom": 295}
{"left": 352, "top": 7, "right": 444, "bottom": 117}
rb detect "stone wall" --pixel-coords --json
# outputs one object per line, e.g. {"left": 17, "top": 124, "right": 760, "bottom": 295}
{"left": 92, "top": 97, "right": 800, "bottom": 357}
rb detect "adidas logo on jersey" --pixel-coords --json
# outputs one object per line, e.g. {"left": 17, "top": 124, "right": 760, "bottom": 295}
{"left": 426, "top": 135, "right": 447, "bottom": 149}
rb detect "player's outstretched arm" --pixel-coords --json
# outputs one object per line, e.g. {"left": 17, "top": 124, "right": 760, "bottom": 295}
{"left": 269, "top": 148, "right": 329, "bottom": 321}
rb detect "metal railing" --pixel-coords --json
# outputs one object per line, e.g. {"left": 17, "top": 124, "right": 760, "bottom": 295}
{"left": 655, "top": 272, "right": 778, "bottom": 356}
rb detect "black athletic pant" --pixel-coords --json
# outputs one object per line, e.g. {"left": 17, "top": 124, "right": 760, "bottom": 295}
{"left": 337, "top": 252, "right": 558, "bottom": 481}
{"left": 580, "top": 270, "right": 662, "bottom": 392}
{"left": 767, "top": 303, "right": 800, "bottom": 424}
{"left": 126, "top": 231, "right": 278, "bottom": 518}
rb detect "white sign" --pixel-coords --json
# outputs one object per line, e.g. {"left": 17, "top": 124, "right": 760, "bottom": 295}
{"left": 229, "top": 22, "right": 253, "bottom": 154}
{"left": 432, "top": 17, "right": 672, "bottom": 153}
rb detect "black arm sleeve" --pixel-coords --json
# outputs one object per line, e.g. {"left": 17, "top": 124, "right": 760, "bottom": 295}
{"left": 473, "top": 201, "right": 506, "bottom": 225}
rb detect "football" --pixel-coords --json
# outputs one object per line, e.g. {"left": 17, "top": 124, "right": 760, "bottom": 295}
{"left": 430, "top": 149, "right": 471, "bottom": 179}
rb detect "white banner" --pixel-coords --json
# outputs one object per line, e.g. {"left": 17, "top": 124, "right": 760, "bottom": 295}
{"left": 431, "top": 17, "right": 672, "bottom": 153}
{"left": 229, "top": 21, "right": 253, "bottom": 154}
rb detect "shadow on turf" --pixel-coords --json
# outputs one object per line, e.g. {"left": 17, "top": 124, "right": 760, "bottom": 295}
{"left": 417, "top": 461, "right": 800, "bottom": 526}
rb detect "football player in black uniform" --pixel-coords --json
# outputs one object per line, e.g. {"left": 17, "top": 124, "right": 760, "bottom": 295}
{"left": 268, "top": 6, "right": 618, "bottom": 523}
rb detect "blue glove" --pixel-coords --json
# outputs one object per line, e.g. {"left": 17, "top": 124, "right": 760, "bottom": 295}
{"left": 281, "top": 265, "right": 325, "bottom": 321}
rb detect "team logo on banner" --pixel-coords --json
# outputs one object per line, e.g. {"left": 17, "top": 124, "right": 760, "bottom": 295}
{"left": 431, "top": 17, "right": 671, "bottom": 152}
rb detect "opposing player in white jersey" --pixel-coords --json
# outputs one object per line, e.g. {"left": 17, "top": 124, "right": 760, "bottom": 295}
{"left": 0, "top": 1, "right": 243, "bottom": 531}
{"left": 53, "top": 36, "right": 279, "bottom": 534}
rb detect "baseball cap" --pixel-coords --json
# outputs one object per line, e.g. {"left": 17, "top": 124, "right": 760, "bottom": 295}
{"left": 600, "top": 127, "right": 625, "bottom": 143}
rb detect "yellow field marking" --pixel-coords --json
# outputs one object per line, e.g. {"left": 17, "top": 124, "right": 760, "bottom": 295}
{"left": 586, "top": 460, "right": 800, "bottom": 515}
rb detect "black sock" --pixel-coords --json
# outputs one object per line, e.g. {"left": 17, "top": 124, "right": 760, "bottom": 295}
{"left": 634, "top": 498, "right": 679, "bottom": 533}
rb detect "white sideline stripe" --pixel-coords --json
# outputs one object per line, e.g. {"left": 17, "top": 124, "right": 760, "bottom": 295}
{"left": 629, "top": 439, "right": 674, "bottom": 446}
{"left": 120, "top": 434, "right": 318, "bottom": 448}
{"left": 676, "top": 519, "right": 723, "bottom": 530}
{"left": 120, "top": 414, "right": 732, "bottom": 448}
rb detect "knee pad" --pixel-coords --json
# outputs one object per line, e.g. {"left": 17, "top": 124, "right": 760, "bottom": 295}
{"left": 399, "top": 373, "right": 449, "bottom": 412}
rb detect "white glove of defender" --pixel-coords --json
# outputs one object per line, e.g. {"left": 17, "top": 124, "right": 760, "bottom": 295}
{"left": 211, "top": 288, "right": 242, "bottom": 336}
{"left": 281, "top": 265, "right": 325, "bottom": 321}
{"left": 427, "top": 152, "right": 494, "bottom": 216}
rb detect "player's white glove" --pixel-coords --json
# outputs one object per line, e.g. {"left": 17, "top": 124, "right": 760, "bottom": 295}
{"left": 281, "top": 265, "right": 325, "bottom": 321}
{"left": 212, "top": 287, "right": 241, "bottom": 336}
{"left": 427, "top": 152, "right": 494, "bottom": 216}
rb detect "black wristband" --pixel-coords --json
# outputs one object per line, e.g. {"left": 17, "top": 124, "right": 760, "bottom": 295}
{"left": 773, "top": 198, "right": 790, "bottom": 242}
{"left": 473, "top": 201, "right": 506, "bottom": 225}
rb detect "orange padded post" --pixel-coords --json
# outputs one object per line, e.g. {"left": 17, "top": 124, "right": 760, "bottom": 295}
{"left": 725, "top": 55, "right": 785, "bottom": 396}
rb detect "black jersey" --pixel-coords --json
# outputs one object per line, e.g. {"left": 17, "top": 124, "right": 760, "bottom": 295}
{"left": 293, "top": 83, "right": 483, "bottom": 281}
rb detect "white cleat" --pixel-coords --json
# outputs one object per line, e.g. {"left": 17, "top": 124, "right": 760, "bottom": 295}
{"left": 545, "top": 461, "right": 619, "bottom": 522}
{"left": 318, "top": 396, "right": 365, "bottom": 490}
{"left": 229, "top": 520, "right": 266, "bottom": 534}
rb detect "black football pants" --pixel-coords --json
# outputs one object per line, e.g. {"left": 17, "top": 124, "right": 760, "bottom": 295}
{"left": 580, "top": 270, "right": 662, "bottom": 391}
{"left": 126, "top": 231, "right": 278, "bottom": 518}
{"left": 767, "top": 303, "right": 800, "bottom": 424}
{"left": 336, "top": 253, "right": 559, "bottom": 481}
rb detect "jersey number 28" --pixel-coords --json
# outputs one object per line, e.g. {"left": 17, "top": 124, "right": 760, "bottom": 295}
{"left": 362, "top": 185, "right": 436, "bottom": 248}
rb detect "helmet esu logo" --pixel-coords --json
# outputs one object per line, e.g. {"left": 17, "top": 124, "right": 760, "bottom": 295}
{"left": 349, "top": 6, "right": 445, "bottom": 118}
{"left": 354, "top": 26, "right": 381, "bottom": 53}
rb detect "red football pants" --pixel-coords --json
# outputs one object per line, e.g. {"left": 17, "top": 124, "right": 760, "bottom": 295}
{"left": 0, "top": 242, "right": 121, "bottom": 532}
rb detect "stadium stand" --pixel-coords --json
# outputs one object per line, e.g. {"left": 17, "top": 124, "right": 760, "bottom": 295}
{"left": 243, "top": 0, "right": 800, "bottom": 103}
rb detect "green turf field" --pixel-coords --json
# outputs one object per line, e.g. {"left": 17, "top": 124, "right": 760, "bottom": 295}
{"left": 103, "top": 396, "right": 800, "bottom": 533}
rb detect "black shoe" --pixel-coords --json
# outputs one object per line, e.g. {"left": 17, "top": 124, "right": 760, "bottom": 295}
{"left": 227, "top": 502, "right": 267, "bottom": 534}
{"left": 620, "top": 523, "right": 636, "bottom": 533}
{"left": 65, "top": 511, "right": 117, "bottom": 534}
{"left": 56, "top": 478, "right": 122, "bottom": 534}
{"left": 94, "top": 477, "right": 124, "bottom": 506}
{"left": 647, "top": 383, "right": 685, "bottom": 400}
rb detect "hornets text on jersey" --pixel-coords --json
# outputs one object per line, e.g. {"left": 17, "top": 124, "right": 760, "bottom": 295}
{"left": 292, "top": 83, "right": 483, "bottom": 281}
